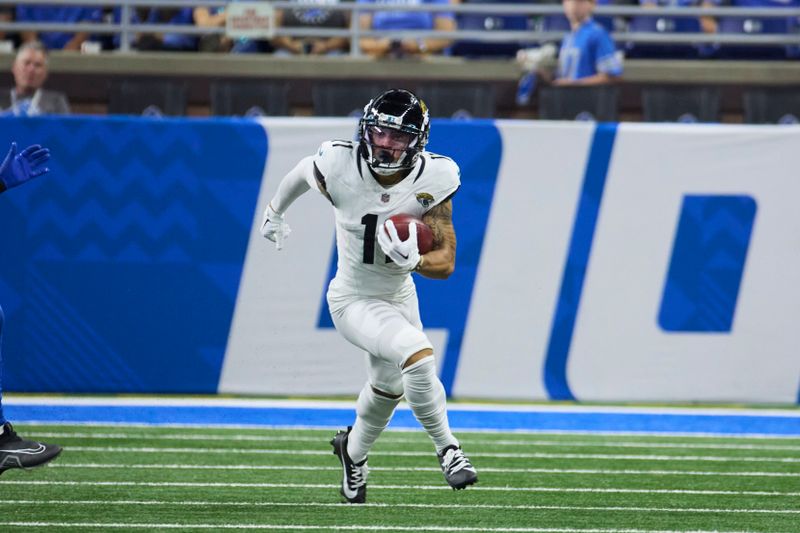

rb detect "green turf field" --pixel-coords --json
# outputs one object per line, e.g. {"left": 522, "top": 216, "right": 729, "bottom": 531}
{"left": 1, "top": 424, "right": 798, "bottom": 532}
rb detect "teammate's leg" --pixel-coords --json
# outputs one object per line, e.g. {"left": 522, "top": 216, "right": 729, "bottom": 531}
{"left": 0, "top": 304, "right": 63, "bottom": 476}
{"left": 0, "top": 304, "right": 5, "bottom": 426}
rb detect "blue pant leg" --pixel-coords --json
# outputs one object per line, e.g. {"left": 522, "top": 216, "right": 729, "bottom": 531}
{"left": 0, "top": 304, "right": 5, "bottom": 424}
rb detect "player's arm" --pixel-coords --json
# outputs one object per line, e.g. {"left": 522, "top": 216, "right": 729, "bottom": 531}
{"left": 419, "top": 199, "right": 456, "bottom": 279}
{"left": 261, "top": 155, "right": 317, "bottom": 250}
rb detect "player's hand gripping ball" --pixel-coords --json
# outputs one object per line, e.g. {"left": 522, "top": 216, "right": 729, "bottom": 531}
{"left": 377, "top": 213, "right": 434, "bottom": 272}
{"left": 387, "top": 214, "right": 434, "bottom": 255}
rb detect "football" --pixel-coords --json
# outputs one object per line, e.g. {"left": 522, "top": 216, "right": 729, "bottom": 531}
{"left": 387, "top": 213, "right": 434, "bottom": 255}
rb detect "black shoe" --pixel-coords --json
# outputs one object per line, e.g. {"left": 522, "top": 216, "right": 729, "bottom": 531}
{"left": 330, "top": 426, "right": 367, "bottom": 503}
{"left": 438, "top": 445, "right": 478, "bottom": 490}
{"left": 0, "top": 422, "right": 62, "bottom": 476}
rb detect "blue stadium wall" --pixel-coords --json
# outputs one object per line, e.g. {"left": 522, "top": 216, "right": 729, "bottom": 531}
{"left": 0, "top": 116, "right": 798, "bottom": 404}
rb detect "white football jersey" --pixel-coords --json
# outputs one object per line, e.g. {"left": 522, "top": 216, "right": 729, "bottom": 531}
{"left": 302, "top": 139, "right": 460, "bottom": 300}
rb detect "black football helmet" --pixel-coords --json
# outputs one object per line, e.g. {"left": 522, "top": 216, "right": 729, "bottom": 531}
{"left": 358, "top": 89, "right": 430, "bottom": 175}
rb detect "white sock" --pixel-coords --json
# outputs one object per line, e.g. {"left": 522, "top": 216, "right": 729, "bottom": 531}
{"left": 347, "top": 382, "right": 401, "bottom": 463}
{"left": 401, "top": 356, "right": 459, "bottom": 454}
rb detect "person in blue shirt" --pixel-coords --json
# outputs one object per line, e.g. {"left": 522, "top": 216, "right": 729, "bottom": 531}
{"left": 357, "top": 0, "right": 456, "bottom": 58}
{"left": 0, "top": 142, "right": 62, "bottom": 476}
{"left": 546, "top": 0, "right": 623, "bottom": 85}
{"left": 16, "top": 6, "right": 102, "bottom": 51}
{"left": 136, "top": 8, "right": 198, "bottom": 52}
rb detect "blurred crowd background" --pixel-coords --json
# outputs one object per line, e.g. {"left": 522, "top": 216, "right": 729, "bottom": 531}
{"left": 0, "top": 0, "right": 797, "bottom": 123}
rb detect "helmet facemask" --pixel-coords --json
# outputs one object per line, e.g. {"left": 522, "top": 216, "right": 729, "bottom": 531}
{"left": 359, "top": 89, "right": 430, "bottom": 176}
{"left": 363, "top": 124, "right": 418, "bottom": 175}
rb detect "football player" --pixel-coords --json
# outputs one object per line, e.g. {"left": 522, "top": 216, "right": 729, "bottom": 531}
{"left": 0, "top": 142, "right": 63, "bottom": 475}
{"left": 261, "top": 89, "right": 477, "bottom": 503}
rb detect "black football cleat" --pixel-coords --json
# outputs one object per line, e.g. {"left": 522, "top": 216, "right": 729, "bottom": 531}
{"left": 0, "top": 422, "right": 62, "bottom": 476}
{"left": 438, "top": 445, "right": 478, "bottom": 490}
{"left": 330, "top": 426, "right": 368, "bottom": 503}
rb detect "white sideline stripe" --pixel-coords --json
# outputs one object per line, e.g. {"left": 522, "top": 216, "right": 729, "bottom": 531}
{"left": 16, "top": 420, "right": 800, "bottom": 440}
{"left": 50, "top": 463, "right": 800, "bottom": 478}
{"left": 7, "top": 395, "right": 799, "bottom": 417}
{"left": 27, "top": 432, "right": 800, "bottom": 452}
{"left": 4, "top": 480, "right": 799, "bottom": 496}
{"left": 0, "top": 523, "right": 752, "bottom": 533}
{"left": 63, "top": 445, "right": 800, "bottom": 463}
{"left": 5, "top": 499, "right": 800, "bottom": 515}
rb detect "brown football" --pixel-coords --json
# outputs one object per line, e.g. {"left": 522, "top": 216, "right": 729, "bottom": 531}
{"left": 387, "top": 213, "right": 434, "bottom": 254}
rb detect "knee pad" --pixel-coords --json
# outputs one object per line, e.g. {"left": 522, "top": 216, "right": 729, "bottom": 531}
{"left": 378, "top": 323, "right": 432, "bottom": 370}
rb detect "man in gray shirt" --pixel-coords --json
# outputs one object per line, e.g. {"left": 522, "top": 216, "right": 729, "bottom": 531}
{"left": 1, "top": 41, "right": 70, "bottom": 116}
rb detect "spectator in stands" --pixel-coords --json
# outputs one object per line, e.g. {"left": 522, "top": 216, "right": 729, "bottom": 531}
{"left": 623, "top": 0, "right": 718, "bottom": 58}
{"left": 201, "top": 2, "right": 275, "bottom": 54}
{"left": 16, "top": 5, "right": 102, "bottom": 51}
{"left": 542, "top": 0, "right": 623, "bottom": 85}
{"left": 193, "top": 6, "right": 233, "bottom": 52}
{"left": 0, "top": 140, "right": 62, "bottom": 476}
{"left": 0, "top": 41, "right": 70, "bottom": 116}
{"left": 357, "top": 0, "right": 456, "bottom": 58}
{"left": 100, "top": 7, "right": 143, "bottom": 51}
{"left": 640, "top": 0, "right": 719, "bottom": 34}
{"left": 273, "top": 1, "right": 351, "bottom": 55}
{"left": 135, "top": 8, "right": 198, "bottom": 52}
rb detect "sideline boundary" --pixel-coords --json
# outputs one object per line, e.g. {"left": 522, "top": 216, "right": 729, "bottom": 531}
{"left": 4, "top": 396, "right": 799, "bottom": 437}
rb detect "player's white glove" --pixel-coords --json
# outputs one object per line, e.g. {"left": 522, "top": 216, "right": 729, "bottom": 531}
{"left": 377, "top": 219, "right": 420, "bottom": 272}
{"left": 260, "top": 203, "right": 291, "bottom": 250}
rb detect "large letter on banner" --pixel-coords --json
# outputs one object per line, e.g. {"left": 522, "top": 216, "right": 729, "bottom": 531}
{"left": 568, "top": 124, "right": 800, "bottom": 403}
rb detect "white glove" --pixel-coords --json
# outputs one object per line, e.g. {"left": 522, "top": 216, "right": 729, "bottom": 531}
{"left": 260, "top": 203, "right": 291, "bottom": 250}
{"left": 377, "top": 219, "right": 421, "bottom": 272}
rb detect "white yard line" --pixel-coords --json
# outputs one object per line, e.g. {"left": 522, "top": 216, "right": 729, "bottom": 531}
{"left": 61, "top": 445, "right": 800, "bottom": 463}
{"left": 3, "top": 480, "right": 799, "bottom": 497}
{"left": 0, "top": 523, "right": 761, "bottom": 532}
{"left": 5, "top": 395, "right": 800, "bottom": 417}
{"left": 47, "top": 463, "right": 800, "bottom": 477}
{"left": 5, "top": 499, "right": 800, "bottom": 515}
{"left": 23, "top": 431, "right": 800, "bottom": 452}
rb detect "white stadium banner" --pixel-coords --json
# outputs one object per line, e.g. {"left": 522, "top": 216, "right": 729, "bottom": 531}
{"left": 220, "top": 119, "right": 800, "bottom": 404}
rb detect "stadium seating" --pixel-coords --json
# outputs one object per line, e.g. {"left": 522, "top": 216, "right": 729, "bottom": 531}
{"left": 716, "top": 0, "right": 800, "bottom": 59}
{"left": 210, "top": 81, "right": 290, "bottom": 117}
{"left": 107, "top": 79, "right": 188, "bottom": 116}
{"left": 450, "top": 0, "right": 532, "bottom": 58}
{"left": 743, "top": 88, "right": 800, "bottom": 124}
{"left": 624, "top": 12, "right": 708, "bottom": 58}
{"left": 537, "top": 85, "right": 620, "bottom": 121}
{"left": 641, "top": 86, "right": 721, "bottom": 122}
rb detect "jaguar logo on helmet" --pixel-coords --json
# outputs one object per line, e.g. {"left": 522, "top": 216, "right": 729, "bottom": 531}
{"left": 359, "top": 89, "right": 430, "bottom": 176}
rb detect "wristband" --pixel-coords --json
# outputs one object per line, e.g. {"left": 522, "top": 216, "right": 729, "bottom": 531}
{"left": 414, "top": 255, "right": 424, "bottom": 272}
